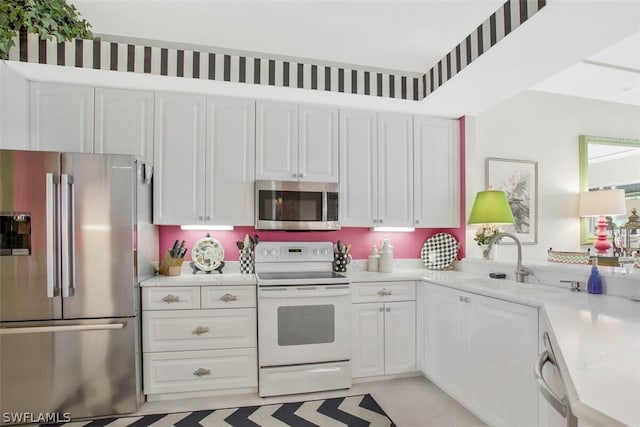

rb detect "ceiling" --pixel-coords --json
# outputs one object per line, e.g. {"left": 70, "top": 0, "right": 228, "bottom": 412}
{"left": 10, "top": 0, "right": 640, "bottom": 117}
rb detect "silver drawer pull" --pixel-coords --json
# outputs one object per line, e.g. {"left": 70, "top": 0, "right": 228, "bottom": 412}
{"left": 377, "top": 289, "right": 392, "bottom": 296}
{"left": 192, "top": 326, "right": 210, "bottom": 335}
{"left": 193, "top": 368, "right": 211, "bottom": 377}
{"left": 162, "top": 294, "right": 180, "bottom": 303}
{"left": 219, "top": 293, "right": 237, "bottom": 302}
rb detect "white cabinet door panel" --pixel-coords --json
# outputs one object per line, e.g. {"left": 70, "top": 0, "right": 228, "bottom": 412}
{"left": 30, "top": 83, "right": 94, "bottom": 153}
{"left": 142, "top": 308, "right": 257, "bottom": 352}
{"left": 414, "top": 117, "right": 459, "bottom": 227}
{"left": 206, "top": 96, "right": 255, "bottom": 225}
{"left": 466, "top": 292, "right": 538, "bottom": 427}
{"left": 95, "top": 88, "right": 154, "bottom": 162}
{"left": 144, "top": 348, "right": 257, "bottom": 394}
{"left": 377, "top": 113, "right": 413, "bottom": 227}
{"left": 256, "top": 101, "right": 297, "bottom": 181}
{"left": 153, "top": 92, "right": 206, "bottom": 224}
{"left": 299, "top": 104, "right": 338, "bottom": 182}
{"left": 352, "top": 303, "right": 385, "bottom": 378}
{"left": 423, "top": 283, "right": 467, "bottom": 401}
{"left": 339, "top": 109, "right": 377, "bottom": 226}
{"left": 384, "top": 301, "right": 416, "bottom": 375}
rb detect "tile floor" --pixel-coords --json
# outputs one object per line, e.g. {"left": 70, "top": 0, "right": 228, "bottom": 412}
{"left": 138, "top": 376, "right": 486, "bottom": 427}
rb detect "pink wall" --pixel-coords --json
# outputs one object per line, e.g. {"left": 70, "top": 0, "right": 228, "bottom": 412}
{"left": 159, "top": 117, "right": 467, "bottom": 262}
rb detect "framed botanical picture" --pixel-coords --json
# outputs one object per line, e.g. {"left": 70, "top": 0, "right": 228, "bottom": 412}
{"left": 486, "top": 158, "right": 538, "bottom": 244}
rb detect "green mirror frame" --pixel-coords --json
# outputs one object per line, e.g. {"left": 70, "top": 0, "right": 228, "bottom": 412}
{"left": 579, "top": 135, "right": 640, "bottom": 244}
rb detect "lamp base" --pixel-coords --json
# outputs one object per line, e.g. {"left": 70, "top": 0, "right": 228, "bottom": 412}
{"left": 593, "top": 215, "right": 612, "bottom": 255}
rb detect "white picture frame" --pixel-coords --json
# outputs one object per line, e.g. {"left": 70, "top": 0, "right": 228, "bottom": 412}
{"left": 486, "top": 157, "right": 538, "bottom": 244}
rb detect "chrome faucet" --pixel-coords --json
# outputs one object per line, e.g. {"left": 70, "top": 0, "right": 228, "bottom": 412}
{"left": 484, "top": 232, "right": 530, "bottom": 283}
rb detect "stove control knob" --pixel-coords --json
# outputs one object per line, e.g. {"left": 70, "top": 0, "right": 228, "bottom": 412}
{"left": 313, "top": 248, "right": 319, "bottom": 255}
{"left": 260, "top": 249, "right": 269, "bottom": 257}
{"left": 321, "top": 248, "right": 330, "bottom": 256}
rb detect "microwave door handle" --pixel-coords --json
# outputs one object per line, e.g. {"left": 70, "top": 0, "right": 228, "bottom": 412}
{"left": 45, "top": 173, "right": 60, "bottom": 297}
{"left": 61, "top": 174, "right": 75, "bottom": 298}
{"left": 322, "top": 190, "right": 328, "bottom": 222}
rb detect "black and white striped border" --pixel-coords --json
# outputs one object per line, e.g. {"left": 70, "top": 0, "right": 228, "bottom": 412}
{"left": 423, "top": 0, "right": 546, "bottom": 97}
{"left": 7, "top": 31, "right": 423, "bottom": 101}
{"left": 7, "top": 0, "right": 545, "bottom": 102}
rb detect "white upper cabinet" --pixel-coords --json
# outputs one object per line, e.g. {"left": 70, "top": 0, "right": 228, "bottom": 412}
{"left": 414, "top": 117, "right": 460, "bottom": 227}
{"left": 339, "top": 109, "right": 378, "bottom": 227}
{"left": 206, "top": 96, "right": 255, "bottom": 226}
{"left": 30, "top": 82, "right": 94, "bottom": 153}
{"left": 153, "top": 93, "right": 255, "bottom": 226}
{"left": 256, "top": 100, "right": 338, "bottom": 182}
{"left": 377, "top": 112, "right": 414, "bottom": 227}
{"left": 299, "top": 104, "right": 339, "bottom": 182}
{"left": 256, "top": 100, "right": 298, "bottom": 181}
{"left": 94, "top": 88, "right": 154, "bottom": 162}
{"left": 153, "top": 92, "right": 206, "bottom": 225}
{"left": 340, "top": 110, "right": 413, "bottom": 227}
{"left": 0, "top": 62, "right": 29, "bottom": 150}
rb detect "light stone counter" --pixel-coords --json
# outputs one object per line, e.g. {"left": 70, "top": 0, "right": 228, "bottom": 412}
{"left": 347, "top": 260, "right": 640, "bottom": 426}
{"left": 141, "top": 273, "right": 256, "bottom": 287}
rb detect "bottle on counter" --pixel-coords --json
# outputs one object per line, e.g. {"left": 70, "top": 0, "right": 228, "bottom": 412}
{"left": 379, "top": 236, "right": 394, "bottom": 273}
{"left": 587, "top": 258, "right": 603, "bottom": 294}
{"left": 368, "top": 245, "right": 380, "bottom": 272}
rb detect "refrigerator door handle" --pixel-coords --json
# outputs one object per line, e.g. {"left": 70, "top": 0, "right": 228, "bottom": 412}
{"left": 0, "top": 322, "right": 126, "bottom": 335}
{"left": 61, "top": 174, "right": 76, "bottom": 297}
{"left": 46, "top": 173, "right": 61, "bottom": 298}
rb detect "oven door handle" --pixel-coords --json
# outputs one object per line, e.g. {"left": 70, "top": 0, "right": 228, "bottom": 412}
{"left": 259, "top": 287, "right": 350, "bottom": 298}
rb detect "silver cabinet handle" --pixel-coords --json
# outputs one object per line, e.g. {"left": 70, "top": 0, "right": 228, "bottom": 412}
{"left": 372, "top": 219, "right": 378, "bottom": 224}
{"left": 192, "top": 325, "right": 210, "bottom": 335}
{"left": 162, "top": 294, "right": 180, "bottom": 303}
{"left": 535, "top": 350, "right": 569, "bottom": 418}
{"left": 379, "top": 219, "right": 384, "bottom": 224}
{"left": 299, "top": 172, "right": 305, "bottom": 178}
{"left": 292, "top": 173, "right": 298, "bottom": 178}
{"left": 458, "top": 296, "right": 471, "bottom": 303}
{"left": 193, "top": 368, "right": 211, "bottom": 377}
{"left": 377, "top": 289, "right": 392, "bottom": 296}
{"left": 386, "top": 307, "right": 391, "bottom": 312}
{"left": 219, "top": 293, "right": 237, "bottom": 302}
{"left": 379, "top": 307, "right": 384, "bottom": 312}
{"left": 415, "top": 219, "right": 420, "bottom": 224}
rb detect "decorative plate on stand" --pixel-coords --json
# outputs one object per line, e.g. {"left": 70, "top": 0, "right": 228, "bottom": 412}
{"left": 421, "top": 233, "right": 459, "bottom": 270}
{"left": 191, "top": 235, "right": 225, "bottom": 274}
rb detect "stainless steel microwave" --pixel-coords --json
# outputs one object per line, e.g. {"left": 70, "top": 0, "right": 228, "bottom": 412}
{"left": 255, "top": 180, "right": 340, "bottom": 230}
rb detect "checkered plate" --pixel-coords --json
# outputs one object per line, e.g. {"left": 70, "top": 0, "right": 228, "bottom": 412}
{"left": 421, "top": 232, "right": 459, "bottom": 270}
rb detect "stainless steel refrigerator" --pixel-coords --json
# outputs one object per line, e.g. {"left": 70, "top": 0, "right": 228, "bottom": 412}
{"left": 0, "top": 150, "right": 157, "bottom": 425}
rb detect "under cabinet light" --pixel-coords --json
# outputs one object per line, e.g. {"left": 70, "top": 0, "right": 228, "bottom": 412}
{"left": 180, "top": 225, "right": 234, "bottom": 231}
{"left": 371, "top": 226, "right": 415, "bottom": 232}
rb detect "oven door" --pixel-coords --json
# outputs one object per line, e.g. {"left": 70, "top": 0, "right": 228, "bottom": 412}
{"left": 258, "top": 284, "right": 351, "bottom": 366}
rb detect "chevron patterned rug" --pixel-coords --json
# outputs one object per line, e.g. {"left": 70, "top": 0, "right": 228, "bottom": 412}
{"left": 42, "top": 394, "right": 395, "bottom": 427}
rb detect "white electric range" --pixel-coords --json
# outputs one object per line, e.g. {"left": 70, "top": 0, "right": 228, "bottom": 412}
{"left": 254, "top": 241, "right": 352, "bottom": 397}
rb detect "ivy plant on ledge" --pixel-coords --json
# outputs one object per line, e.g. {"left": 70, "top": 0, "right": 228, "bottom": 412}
{"left": 0, "top": 0, "right": 93, "bottom": 60}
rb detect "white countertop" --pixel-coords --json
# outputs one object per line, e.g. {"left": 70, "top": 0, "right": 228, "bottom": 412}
{"left": 141, "top": 263, "right": 639, "bottom": 425}
{"left": 349, "top": 266, "right": 640, "bottom": 426}
{"left": 141, "top": 273, "right": 256, "bottom": 287}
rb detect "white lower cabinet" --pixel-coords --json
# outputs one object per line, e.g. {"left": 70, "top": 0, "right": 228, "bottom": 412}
{"left": 141, "top": 285, "right": 257, "bottom": 397}
{"left": 352, "top": 282, "right": 416, "bottom": 378}
{"left": 422, "top": 282, "right": 539, "bottom": 427}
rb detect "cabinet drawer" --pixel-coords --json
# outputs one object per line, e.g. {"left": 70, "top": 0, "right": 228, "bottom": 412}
{"left": 201, "top": 286, "right": 256, "bottom": 309}
{"left": 143, "top": 348, "right": 257, "bottom": 395}
{"left": 352, "top": 281, "right": 416, "bottom": 303}
{"left": 142, "top": 287, "right": 200, "bottom": 310}
{"left": 143, "top": 309, "right": 256, "bottom": 352}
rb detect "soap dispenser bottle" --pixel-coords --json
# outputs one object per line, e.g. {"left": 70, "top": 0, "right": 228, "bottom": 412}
{"left": 379, "top": 236, "right": 394, "bottom": 273}
{"left": 368, "top": 245, "right": 380, "bottom": 272}
{"left": 587, "top": 258, "right": 603, "bottom": 294}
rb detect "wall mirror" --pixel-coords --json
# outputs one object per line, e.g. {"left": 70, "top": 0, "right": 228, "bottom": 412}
{"left": 579, "top": 135, "right": 640, "bottom": 244}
